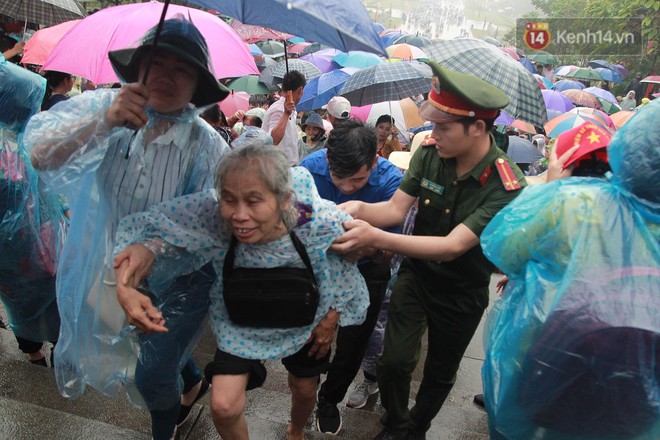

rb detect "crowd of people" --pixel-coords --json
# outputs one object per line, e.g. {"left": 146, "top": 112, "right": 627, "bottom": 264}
{"left": 1, "top": 8, "right": 658, "bottom": 440}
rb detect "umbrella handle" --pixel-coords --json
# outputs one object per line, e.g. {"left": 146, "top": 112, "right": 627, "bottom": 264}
{"left": 123, "top": 0, "right": 171, "bottom": 147}
{"left": 140, "top": 0, "right": 172, "bottom": 87}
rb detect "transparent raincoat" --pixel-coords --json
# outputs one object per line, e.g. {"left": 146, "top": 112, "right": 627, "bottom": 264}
{"left": 481, "top": 100, "right": 660, "bottom": 439}
{"left": 23, "top": 87, "right": 228, "bottom": 408}
{"left": 0, "top": 55, "right": 67, "bottom": 343}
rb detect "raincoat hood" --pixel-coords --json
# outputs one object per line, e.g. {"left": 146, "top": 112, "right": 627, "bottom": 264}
{"left": 608, "top": 99, "right": 660, "bottom": 206}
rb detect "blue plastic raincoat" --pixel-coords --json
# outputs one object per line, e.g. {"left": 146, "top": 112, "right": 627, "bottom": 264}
{"left": 23, "top": 88, "right": 228, "bottom": 407}
{"left": 0, "top": 55, "right": 67, "bottom": 343}
{"left": 481, "top": 100, "right": 660, "bottom": 439}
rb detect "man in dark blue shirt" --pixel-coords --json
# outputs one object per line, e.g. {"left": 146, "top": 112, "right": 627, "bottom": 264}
{"left": 300, "top": 119, "right": 403, "bottom": 435}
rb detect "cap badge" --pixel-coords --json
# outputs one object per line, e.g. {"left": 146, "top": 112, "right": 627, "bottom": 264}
{"left": 432, "top": 76, "right": 441, "bottom": 94}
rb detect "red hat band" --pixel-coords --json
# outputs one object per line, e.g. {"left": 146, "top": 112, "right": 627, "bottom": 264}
{"left": 427, "top": 88, "right": 500, "bottom": 120}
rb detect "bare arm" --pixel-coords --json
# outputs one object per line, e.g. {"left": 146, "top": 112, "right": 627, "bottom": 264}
{"left": 2, "top": 40, "right": 24, "bottom": 59}
{"left": 271, "top": 105, "right": 296, "bottom": 146}
{"left": 342, "top": 189, "right": 416, "bottom": 228}
{"left": 331, "top": 221, "right": 479, "bottom": 262}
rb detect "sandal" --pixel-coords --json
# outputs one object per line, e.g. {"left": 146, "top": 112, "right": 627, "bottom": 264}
{"left": 176, "top": 378, "right": 211, "bottom": 427}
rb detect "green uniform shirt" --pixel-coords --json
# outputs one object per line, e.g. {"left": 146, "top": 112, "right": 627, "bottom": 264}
{"left": 399, "top": 135, "right": 526, "bottom": 292}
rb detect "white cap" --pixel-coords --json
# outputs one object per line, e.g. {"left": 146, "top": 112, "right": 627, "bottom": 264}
{"left": 324, "top": 96, "right": 351, "bottom": 120}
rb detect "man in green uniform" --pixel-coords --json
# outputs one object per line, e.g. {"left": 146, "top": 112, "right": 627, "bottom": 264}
{"left": 330, "top": 63, "right": 526, "bottom": 440}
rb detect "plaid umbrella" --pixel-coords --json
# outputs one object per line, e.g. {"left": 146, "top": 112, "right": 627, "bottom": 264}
{"left": 339, "top": 61, "right": 432, "bottom": 106}
{"left": 0, "top": 0, "right": 86, "bottom": 27}
{"left": 423, "top": 39, "right": 548, "bottom": 127}
{"left": 261, "top": 58, "right": 322, "bottom": 85}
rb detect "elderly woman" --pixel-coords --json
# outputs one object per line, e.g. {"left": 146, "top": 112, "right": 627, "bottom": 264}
{"left": 113, "top": 145, "right": 369, "bottom": 440}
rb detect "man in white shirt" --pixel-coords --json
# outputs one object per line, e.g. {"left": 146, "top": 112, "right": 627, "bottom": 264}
{"left": 263, "top": 70, "right": 306, "bottom": 165}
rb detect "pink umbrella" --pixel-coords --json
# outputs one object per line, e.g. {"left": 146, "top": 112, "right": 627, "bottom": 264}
{"left": 43, "top": 1, "right": 258, "bottom": 85}
{"left": 498, "top": 47, "right": 519, "bottom": 61}
{"left": 219, "top": 91, "right": 250, "bottom": 116}
{"left": 22, "top": 19, "right": 80, "bottom": 65}
{"left": 229, "top": 19, "right": 293, "bottom": 43}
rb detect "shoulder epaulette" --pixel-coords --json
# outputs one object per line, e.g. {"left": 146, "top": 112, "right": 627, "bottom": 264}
{"left": 494, "top": 158, "right": 522, "bottom": 191}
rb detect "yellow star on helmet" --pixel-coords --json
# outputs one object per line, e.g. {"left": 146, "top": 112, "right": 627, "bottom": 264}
{"left": 587, "top": 132, "right": 601, "bottom": 144}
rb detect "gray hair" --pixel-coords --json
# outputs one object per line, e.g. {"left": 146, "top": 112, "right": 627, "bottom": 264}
{"left": 215, "top": 144, "right": 298, "bottom": 229}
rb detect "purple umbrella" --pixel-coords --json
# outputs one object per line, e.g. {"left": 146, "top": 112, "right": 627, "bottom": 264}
{"left": 583, "top": 87, "right": 618, "bottom": 105}
{"left": 614, "top": 64, "right": 629, "bottom": 78}
{"left": 552, "top": 79, "right": 585, "bottom": 92}
{"left": 495, "top": 111, "right": 515, "bottom": 126}
{"left": 542, "top": 89, "right": 574, "bottom": 112}
{"left": 300, "top": 48, "right": 342, "bottom": 73}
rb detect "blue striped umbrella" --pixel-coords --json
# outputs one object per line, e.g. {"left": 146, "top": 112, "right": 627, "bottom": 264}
{"left": 296, "top": 68, "right": 357, "bottom": 111}
{"left": 423, "top": 38, "right": 547, "bottom": 126}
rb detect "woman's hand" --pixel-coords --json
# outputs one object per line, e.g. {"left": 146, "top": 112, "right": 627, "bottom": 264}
{"left": 496, "top": 275, "right": 509, "bottom": 297}
{"left": 105, "top": 83, "right": 150, "bottom": 129}
{"left": 307, "top": 308, "right": 340, "bottom": 360}
{"left": 546, "top": 144, "right": 580, "bottom": 182}
{"left": 113, "top": 244, "right": 166, "bottom": 333}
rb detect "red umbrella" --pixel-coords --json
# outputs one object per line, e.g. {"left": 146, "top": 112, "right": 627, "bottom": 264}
{"left": 640, "top": 75, "right": 660, "bottom": 84}
{"left": 561, "top": 90, "right": 602, "bottom": 110}
{"left": 229, "top": 19, "right": 293, "bottom": 43}
{"left": 22, "top": 19, "right": 80, "bottom": 65}
{"left": 498, "top": 47, "right": 519, "bottom": 61}
{"left": 287, "top": 42, "right": 312, "bottom": 56}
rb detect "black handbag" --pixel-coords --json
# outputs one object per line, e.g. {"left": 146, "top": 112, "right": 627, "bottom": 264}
{"left": 222, "top": 230, "right": 320, "bottom": 328}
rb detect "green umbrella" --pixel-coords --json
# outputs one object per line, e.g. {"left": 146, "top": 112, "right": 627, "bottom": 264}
{"left": 565, "top": 68, "right": 603, "bottom": 82}
{"left": 226, "top": 75, "right": 273, "bottom": 94}
{"left": 527, "top": 51, "right": 559, "bottom": 66}
{"left": 596, "top": 97, "right": 621, "bottom": 115}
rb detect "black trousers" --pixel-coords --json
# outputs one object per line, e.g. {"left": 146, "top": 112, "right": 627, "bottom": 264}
{"left": 319, "top": 261, "right": 391, "bottom": 404}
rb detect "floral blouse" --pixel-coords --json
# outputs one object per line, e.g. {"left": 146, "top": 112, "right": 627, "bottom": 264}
{"left": 115, "top": 166, "right": 369, "bottom": 360}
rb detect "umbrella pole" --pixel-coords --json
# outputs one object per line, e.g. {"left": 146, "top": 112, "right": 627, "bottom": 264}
{"left": 140, "top": 0, "right": 172, "bottom": 86}
{"left": 283, "top": 39, "right": 289, "bottom": 75}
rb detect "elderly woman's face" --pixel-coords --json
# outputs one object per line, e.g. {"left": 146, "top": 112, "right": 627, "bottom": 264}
{"left": 220, "top": 169, "right": 288, "bottom": 244}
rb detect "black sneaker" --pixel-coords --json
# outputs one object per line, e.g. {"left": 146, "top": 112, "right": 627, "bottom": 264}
{"left": 177, "top": 378, "right": 210, "bottom": 427}
{"left": 29, "top": 357, "right": 48, "bottom": 367}
{"left": 473, "top": 393, "right": 485, "bottom": 408}
{"left": 373, "top": 428, "right": 407, "bottom": 440}
{"left": 316, "top": 396, "right": 342, "bottom": 435}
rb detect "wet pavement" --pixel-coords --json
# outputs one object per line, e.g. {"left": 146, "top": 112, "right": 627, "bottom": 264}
{"left": 0, "top": 276, "right": 502, "bottom": 440}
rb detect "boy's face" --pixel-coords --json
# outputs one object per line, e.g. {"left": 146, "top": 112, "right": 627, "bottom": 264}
{"left": 329, "top": 158, "right": 377, "bottom": 195}
{"left": 139, "top": 51, "right": 199, "bottom": 114}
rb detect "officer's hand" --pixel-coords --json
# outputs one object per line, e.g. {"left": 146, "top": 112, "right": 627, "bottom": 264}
{"left": 105, "top": 83, "right": 150, "bottom": 129}
{"left": 337, "top": 200, "right": 363, "bottom": 219}
{"left": 330, "top": 219, "right": 377, "bottom": 254}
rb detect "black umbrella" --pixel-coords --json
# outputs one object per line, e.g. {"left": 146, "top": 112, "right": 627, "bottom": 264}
{"left": 507, "top": 136, "right": 543, "bottom": 167}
